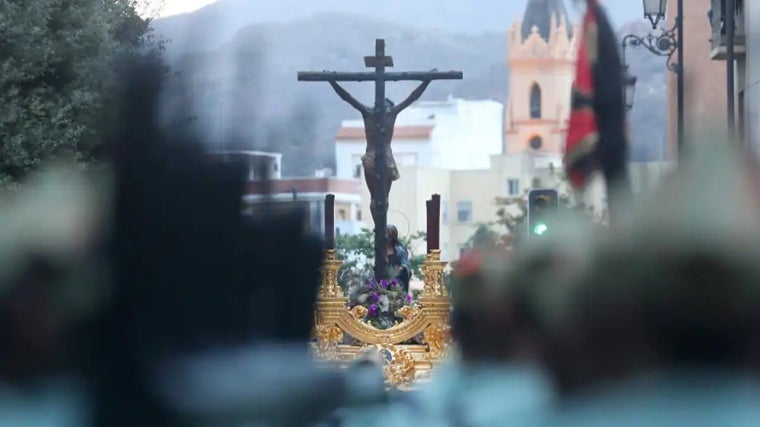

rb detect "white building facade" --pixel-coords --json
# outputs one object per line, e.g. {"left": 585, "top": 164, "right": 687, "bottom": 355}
{"left": 334, "top": 97, "right": 504, "bottom": 180}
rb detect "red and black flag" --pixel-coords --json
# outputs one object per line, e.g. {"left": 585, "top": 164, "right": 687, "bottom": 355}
{"left": 564, "top": 0, "right": 630, "bottom": 196}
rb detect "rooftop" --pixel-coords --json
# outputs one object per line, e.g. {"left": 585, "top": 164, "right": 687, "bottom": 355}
{"left": 336, "top": 125, "right": 434, "bottom": 141}
{"left": 208, "top": 150, "right": 282, "bottom": 158}
{"left": 245, "top": 177, "right": 361, "bottom": 195}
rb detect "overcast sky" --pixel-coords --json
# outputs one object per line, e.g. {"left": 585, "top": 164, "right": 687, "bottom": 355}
{"left": 155, "top": 0, "right": 644, "bottom": 32}
{"left": 159, "top": 0, "right": 217, "bottom": 17}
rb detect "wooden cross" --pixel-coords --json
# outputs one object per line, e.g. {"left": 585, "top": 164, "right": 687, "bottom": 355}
{"left": 298, "top": 39, "right": 462, "bottom": 281}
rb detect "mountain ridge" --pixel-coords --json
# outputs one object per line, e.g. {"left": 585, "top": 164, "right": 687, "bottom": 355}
{"left": 153, "top": 0, "right": 643, "bottom": 55}
{"left": 159, "top": 12, "right": 667, "bottom": 177}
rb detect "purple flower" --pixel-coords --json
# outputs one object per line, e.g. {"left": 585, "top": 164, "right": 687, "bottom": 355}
{"left": 405, "top": 294, "right": 412, "bottom": 303}
{"left": 365, "top": 278, "right": 381, "bottom": 290}
{"left": 380, "top": 279, "right": 389, "bottom": 289}
{"left": 369, "top": 291, "right": 379, "bottom": 302}
{"left": 391, "top": 278, "right": 400, "bottom": 288}
{"left": 368, "top": 304, "right": 379, "bottom": 317}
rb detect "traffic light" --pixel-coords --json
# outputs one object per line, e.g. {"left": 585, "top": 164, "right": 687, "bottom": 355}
{"left": 527, "top": 189, "right": 559, "bottom": 238}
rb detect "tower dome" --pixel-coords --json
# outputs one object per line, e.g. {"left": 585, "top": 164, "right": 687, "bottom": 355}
{"left": 521, "top": 0, "right": 571, "bottom": 41}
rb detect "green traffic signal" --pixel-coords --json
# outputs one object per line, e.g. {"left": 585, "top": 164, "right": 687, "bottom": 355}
{"left": 533, "top": 222, "right": 548, "bottom": 235}
{"left": 527, "top": 189, "right": 558, "bottom": 239}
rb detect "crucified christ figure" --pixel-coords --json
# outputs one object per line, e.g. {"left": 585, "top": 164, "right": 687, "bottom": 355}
{"left": 329, "top": 78, "right": 432, "bottom": 226}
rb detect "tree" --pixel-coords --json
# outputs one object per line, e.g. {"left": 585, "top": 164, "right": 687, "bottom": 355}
{"left": 461, "top": 223, "right": 501, "bottom": 251}
{"left": 335, "top": 228, "right": 426, "bottom": 292}
{"left": 0, "top": 0, "right": 160, "bottom": 187}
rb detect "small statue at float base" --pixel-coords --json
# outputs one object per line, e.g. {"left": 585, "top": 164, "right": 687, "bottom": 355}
{"left": 385, "top": 225, "right": 411, "bottom": 294}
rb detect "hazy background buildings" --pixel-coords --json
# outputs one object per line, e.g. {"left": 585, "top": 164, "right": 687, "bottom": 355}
{"left": 152, "top": 0, "right": 670, "bottom": 178}
{"left": 149, "top": 0, "right": 678, "bottom": 259}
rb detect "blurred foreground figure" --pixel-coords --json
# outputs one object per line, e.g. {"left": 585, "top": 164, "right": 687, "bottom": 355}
{"left": 335, "top": 228, "right": 598, "bottom": 427}
{"left": 546, "top": 144, "right": 760, "bottom": 426}
{"left": 0, "top": 167, "right": 109, "bottom": 427}
{"left": 0, "top": 55, "right": 385, "bottom": 427}
{"left": 90, "top": 56, "right": 386, "bottom": 427}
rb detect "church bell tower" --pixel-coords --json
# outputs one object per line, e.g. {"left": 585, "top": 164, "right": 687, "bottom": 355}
{"left": 504, "top": 0, "right": 578, "bottom": 156}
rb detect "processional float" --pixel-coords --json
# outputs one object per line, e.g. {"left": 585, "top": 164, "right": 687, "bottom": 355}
{"left": 299, "top": 39, "right": 462, "bottom": 388}
{"left": 313, "top": 194, "right": 451, "bottom": 389}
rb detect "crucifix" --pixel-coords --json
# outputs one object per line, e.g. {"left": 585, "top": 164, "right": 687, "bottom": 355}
{"left": 299, "top": 39, "right": 462, "bottom": 280}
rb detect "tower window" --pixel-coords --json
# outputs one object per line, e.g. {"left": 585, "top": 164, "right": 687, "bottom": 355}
{"left": 529, "top": 136, "right": 543, "bottom": 150}
{"left": 530, "top": 83, "right": 542, "bottom": 119}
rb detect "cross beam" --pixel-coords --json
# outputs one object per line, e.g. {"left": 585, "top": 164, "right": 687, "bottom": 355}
{"left": 298, "top": 71, "right": 464, "bottom": 82}
{"left": 298, "top": 39, "right": 462, "bottom": 281}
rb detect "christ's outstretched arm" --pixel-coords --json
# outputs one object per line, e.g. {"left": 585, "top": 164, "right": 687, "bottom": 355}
{"left": 392, "top": 75, "right": 434, "bottom": 113}
{"left": 329, "top": 81, "right": 370, "bottom": 114}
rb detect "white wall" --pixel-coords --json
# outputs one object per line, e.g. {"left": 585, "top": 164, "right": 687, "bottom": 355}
{"left": 335, "top": 137, "right": 434, "bottom": 179}
{"left": 334, "top": 99, "right": 505, "bottom": 179}
{"left": 428, "top": 100, "right": 504, "bottom": 170}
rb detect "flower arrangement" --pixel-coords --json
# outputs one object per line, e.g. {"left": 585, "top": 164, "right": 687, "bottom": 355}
{"left": 347, "top": 277, "right": 413, "bottom": 330}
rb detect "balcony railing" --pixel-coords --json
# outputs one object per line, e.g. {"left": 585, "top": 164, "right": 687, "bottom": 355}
{"left": 710, "top": 0, "right": 746, "bottom": 60}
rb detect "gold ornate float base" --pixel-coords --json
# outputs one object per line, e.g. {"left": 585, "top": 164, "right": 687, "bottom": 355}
{"left": 312, "top": 249, "right": 452, "bottom": 389}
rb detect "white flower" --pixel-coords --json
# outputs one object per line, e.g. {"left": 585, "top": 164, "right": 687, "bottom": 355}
{"left": 378, "top": 295, "right": 390, "bottom": 312}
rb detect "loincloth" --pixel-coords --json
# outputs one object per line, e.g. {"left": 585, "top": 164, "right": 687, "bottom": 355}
{"left": 361, "top": 151, "right": 400, "bottom": 181}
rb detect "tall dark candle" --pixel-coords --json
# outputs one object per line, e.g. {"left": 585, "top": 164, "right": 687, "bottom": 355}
{"left": 426, "top": 199, "right": 432, "bottom": 253}
{"left": 324, "top": 194, "right": 335, "bottom": 249}
{"left": 431, "top": 194, "right": 441, "bottom": 250}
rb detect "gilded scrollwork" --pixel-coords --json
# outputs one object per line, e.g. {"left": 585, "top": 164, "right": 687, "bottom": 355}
{"left": 423, "top": 323, "right": 451, "bottom": 360}
{"left": 396, "top": 305, "right": 416, "bottom": 320}
{"left": 334, "top": 308, "right": 427, "bottom": 344}
{"left": 349, "top": 305, "right": 368, "bottom": 319}
{"left": 313, "top": 323, "right": 343, "bottom": 360}
{"left": 382, "top": 345, "right": 416, "bottom": 388}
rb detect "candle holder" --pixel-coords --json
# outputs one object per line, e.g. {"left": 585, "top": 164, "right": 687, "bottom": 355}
{"left": 319, "top": 249, "right": 344, "bottom": 298}
{"left": 420, "top": 250, "right": 448, "bottom": 298}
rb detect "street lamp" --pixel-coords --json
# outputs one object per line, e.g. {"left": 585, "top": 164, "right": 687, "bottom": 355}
{"left": 643, "top": 0, "right": 668, "bottom": 29}
{"left": 623, "top": 65, "right": 637, "bottom": 111}
{"left": 622, "top": 0, "right": 684, "bottom": 155}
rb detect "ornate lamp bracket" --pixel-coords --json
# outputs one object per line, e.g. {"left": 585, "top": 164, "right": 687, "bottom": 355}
{"left": 621, "top": 18, "right": 680, "bottom": 74}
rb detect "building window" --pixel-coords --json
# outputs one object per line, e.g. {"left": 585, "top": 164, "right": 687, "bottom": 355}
{"left": 529, "top": 136, "right": 543, "bottom": 150}
{"left": 458, "top": 245, "right": 467, "bottom": 257}
{"left": 338, "top": 209, "right": 347, "bottom": 221}
{"left": 354, "top": 164, "right": 362, "bottom": 178}
{"left": 442, "top": 199, "right": 449, "bottom": 224}
{"left": 456, "top": 201, "right": 472, "bottom": 223}
{"left": 507, "top": 179, "right": 520, "bottom": 196}
{"left": 530, "top": 83, "right": 542, "bottom": 119}
{"left": 357, "top": 209, "right": 362, "bottom": 221}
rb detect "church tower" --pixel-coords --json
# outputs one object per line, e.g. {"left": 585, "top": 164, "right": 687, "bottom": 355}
{"left": 504, "top": 0, "right": 578, "bottom": 156}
